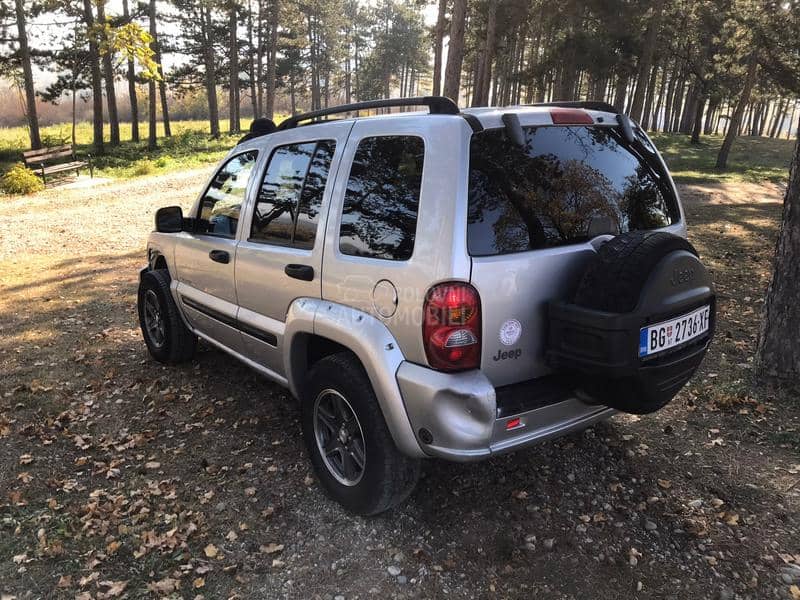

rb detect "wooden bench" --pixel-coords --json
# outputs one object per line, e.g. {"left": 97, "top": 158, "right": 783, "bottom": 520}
{"left": 23, "top": 144, "right": 93, "bottom": 185}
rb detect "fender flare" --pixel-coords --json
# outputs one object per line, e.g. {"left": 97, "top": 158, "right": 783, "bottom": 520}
{"left": 283, "top": 298, "right": 424, "bottom": 458}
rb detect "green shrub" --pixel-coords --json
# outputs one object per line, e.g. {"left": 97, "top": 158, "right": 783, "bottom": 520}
{"left": 1, "top": 163, "right": 44, "bottom": 195}
{"left": 132, "top": 159, "right": 155, "bottom": 176}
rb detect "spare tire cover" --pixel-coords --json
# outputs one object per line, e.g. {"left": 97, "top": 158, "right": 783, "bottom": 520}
{"left": 570, "top": 230, "right": 715, "bottom": 414}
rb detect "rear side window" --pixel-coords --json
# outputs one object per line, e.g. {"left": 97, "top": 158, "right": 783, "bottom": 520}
{"left": 250, "top": 140, "right": 335, "bottom": 248}
{"left": 467, "top": 126, "right": 679, "bottom": 256}
{"left": 339, "top": 135, "right": 424, "bottom": 261}
{"left": 198, "top": 151, "right": 258, "bottom": 237}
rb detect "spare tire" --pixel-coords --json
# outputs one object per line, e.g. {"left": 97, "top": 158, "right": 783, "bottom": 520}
{"left": 547, "top": 231, "right": 715, "bottom": 414}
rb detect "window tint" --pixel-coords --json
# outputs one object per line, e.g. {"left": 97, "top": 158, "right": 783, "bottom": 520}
{"left": 250, "top": 141, "right": 335, "bottom": 248}
{"left": 339, "top": 136, "right": 424, "bottom": 261}
{"left": 198, "top": 151, "right": 258, "bottom": 237}
{"left": 467, "top": 126, "right": 679, "bottom": 256}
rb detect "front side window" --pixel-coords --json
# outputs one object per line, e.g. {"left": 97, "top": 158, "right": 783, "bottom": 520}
{"left": 467, "top": 126, "right": 679, "bottom": 256}
{"left": 339, "top": 135, "right": 424, "bottom": 261}
{"left": 198, "top": 151, "right": 258, "bottom": 237}
{"left": 250, "top": 140, "right": 335, "bottom": 248}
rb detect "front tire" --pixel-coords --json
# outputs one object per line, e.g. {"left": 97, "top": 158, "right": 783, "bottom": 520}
{"left": 137, "top": 269, "right": 197, "bottom": 364}
{"left": 301, "top": 353, "right": 420, "bottom": 516}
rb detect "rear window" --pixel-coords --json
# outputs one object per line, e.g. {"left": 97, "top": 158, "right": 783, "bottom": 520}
{"left": 467, "top": 125, "right": 679, "bottom": 256}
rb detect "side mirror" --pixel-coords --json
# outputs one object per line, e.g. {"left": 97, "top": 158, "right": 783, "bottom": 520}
{"left": 155, "top": 206, "right": 184, "bottom": 233}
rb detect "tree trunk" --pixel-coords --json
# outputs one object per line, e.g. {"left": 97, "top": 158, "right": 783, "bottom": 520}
{"left": 229, "top": 2, "right": 241, "bottom": 133}
{"left": 148, "top": 0, "right": 158, "bottom": 150}
{"left": 641, "top": 60, "right": 659, "bottom": 130}
{"left": 15, "top": 0, "right": 41, "bottom": 150}
{"left": 690, "top": 93, "right": 705, "bottom": 144}
{"left": 83, "top": 0, "right": 104, "bottom": 153}
{"left": 613, "top": 71, "right": 629, "bottom": 113}
{"left": 716, "top": 53, "right": 758, "bottom": 169}
{"left": 148, "top": 0, "right": 170, "bottom": 137}
{"left": 476, "top": 2, "right": 496, "bottom": 106}
{"left": 96, "top": 1, "right": 120, "bottom": 146}
{"left": 122, "top": 0, "right": 139, "bottom": 142}
{"left": 756, "top": 118, "right": 800, "bottom": 380}
{"left": 265, "top": 0, "right": 278, "bottom": 119}
{"left": 247, "top": 0, "right": 258, "bottom": 119}
{"left": 443, "top": 0, "right": 467, "bottom": 103}
{"left": 202, "top": 4, "right": 221, "bottom": 138}
{"left": 629, "top": 0, "right": 664, "bottom": 123}
{"left": 256, "top": 0, "right": 264, "bottom": 117}
{"left": 432, "top": 0, "right": 447, "bottom": 97}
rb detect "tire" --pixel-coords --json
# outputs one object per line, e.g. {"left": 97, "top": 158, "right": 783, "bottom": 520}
{"left": 137, "top": 269, "right": 197, "bottom": 364}
{"left": 574, "top": 231, "right": 698, "bottom": 312}
{"left": 301, "top": 352, "right": 420, "bottom": 516}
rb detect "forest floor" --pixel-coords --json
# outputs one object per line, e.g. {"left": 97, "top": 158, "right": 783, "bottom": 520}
{"left": 1, "top": 169, "right": 799, "bottom": 600}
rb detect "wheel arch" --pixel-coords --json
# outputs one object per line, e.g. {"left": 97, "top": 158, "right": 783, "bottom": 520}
{"left": 284, "top": 298, "right": 424, "bottom": 458}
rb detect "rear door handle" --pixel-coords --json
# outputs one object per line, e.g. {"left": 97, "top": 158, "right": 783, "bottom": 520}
{"left": 285, "top": 264, "right": 314, "bottom": 281}
{"left": 209, "top": 249, "right": 230, "bottom": 264}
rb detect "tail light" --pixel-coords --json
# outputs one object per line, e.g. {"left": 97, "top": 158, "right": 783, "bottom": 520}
{"left": 423, "top": 282, "right": 481, "bottom": 371}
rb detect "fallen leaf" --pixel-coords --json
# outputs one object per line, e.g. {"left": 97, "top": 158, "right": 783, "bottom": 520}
{"left": 145, "top": 461, "right": 161, "bottom": 470}
{"left": 19, "top": 454, "right": 33, "bottom": 465}
{"left": 57, "top": 574, "right": 72, "bottom": 588}
{"left": 226, "top": 530, "right": 238, "bottom": 542}
{"left": 193, "top": 577, "right": 206, "bottom": 589}
{"left": 204, "top": 544, "right": 219, "bottom": 558}
{"left": 789, "top": 585, "right": 800, "bottom": 600}
{"left": 512, "top": 490, "right": 528, "bottom": 500}
{"left": 657, "top": 479, "right": 672, "bottom": 489}
{"left": 724, "top": 513, "right": 740, "bottom": 526}
{"left": 98, "top": 580, "right": 128, "bottom": 597}
{"left": 259, "top": 543, "right": 284, "bottom": 555}
{"left": 244, "top": 487, "right": 256, "bottom": 497}
{"left": 147, "top": 577, "right": 180, "bottom": 593}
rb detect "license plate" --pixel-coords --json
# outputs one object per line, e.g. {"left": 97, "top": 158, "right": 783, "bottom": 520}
{"left": 639, "top": 305, "right": 710, "bottom": 358}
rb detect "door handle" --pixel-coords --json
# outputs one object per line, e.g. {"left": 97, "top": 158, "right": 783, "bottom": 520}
{"left": 209, "top": 249, "right": 230, "bottom": 264}
{"left": 285, "top": 264, "right": 314, "bottom": 281}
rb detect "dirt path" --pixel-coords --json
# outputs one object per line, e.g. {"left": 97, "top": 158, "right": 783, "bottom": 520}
{"left": 1, "top": 171, "right": 798, "bottom": 599}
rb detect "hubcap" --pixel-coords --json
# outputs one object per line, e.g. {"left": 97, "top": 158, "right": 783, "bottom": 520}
{"left": 143, "top": 289, "right": 166, "bottom": 348}
{"left": 313, "top": 389, "right": 366, "bottom": 486}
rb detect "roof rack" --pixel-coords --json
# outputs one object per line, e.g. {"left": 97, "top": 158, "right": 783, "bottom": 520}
{"left": 276, "top": 96, "right": 460, "bottom": 131}
{"left": 519, "top": 100, "right": 620, "bottom": 114}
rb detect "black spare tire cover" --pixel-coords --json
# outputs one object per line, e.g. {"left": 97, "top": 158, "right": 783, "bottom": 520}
{"left": 548, "top": 231, "right": 715, "bottom": 414}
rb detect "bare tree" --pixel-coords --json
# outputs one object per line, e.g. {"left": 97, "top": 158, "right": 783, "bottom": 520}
{"left": 122, "top": 0, "right": 139, "bottom": 142}
{"left": 148, "top": 0, "right": 158, "bottom": 150}
{"left": 96, "top": 0, "right": 120, "bottom": 146}
{"left": 13, "top": 0, "right": 41, "bottom": 149}
{"left": 82, "top": 0, "right": 104, "bottom": 153}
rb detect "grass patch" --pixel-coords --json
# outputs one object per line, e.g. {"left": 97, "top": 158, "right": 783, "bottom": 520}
{"left": 0, "top": 118, "right": 288, "bottom": 182}
{"left": 650, "top": 132, "right": 794, "bottom": 184}
{"left": 0, "top": 120, "right": 793, "bottom": 186}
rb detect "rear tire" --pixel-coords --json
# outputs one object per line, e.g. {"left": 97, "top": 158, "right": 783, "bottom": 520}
{"left": 301, "top": 352, "right": 420, "bottom": 516}
{"left": 137, "top": 269, "right": 197, "bottom": 364}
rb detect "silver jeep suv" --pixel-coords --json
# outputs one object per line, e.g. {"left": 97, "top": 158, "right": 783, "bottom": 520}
{"left": 138, "top": 97, "right": 715, "bottom": 515}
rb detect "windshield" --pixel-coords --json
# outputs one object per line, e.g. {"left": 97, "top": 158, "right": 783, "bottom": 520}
{"left": 467, "top": 125, "right": 680, "bottom": 256}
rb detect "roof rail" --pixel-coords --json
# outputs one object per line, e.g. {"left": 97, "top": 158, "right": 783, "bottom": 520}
{"left": 276, "top": 96, "right": 460, "bottom": 130}
{"left": 519, "top": 100, "right": 620, "bottom": 114}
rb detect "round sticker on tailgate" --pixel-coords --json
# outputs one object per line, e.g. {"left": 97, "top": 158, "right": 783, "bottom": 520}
{"left": 499, "top": 319, "right": 522, "bottom": 346}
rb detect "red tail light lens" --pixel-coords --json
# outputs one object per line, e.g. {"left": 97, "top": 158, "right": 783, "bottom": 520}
{"left": 423, "top": 282, "right": 481, "bottom": 371}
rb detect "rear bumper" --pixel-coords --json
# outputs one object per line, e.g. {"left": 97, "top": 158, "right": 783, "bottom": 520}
{"left": 396, "top": 362, "right": 615, "bottom": 462}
